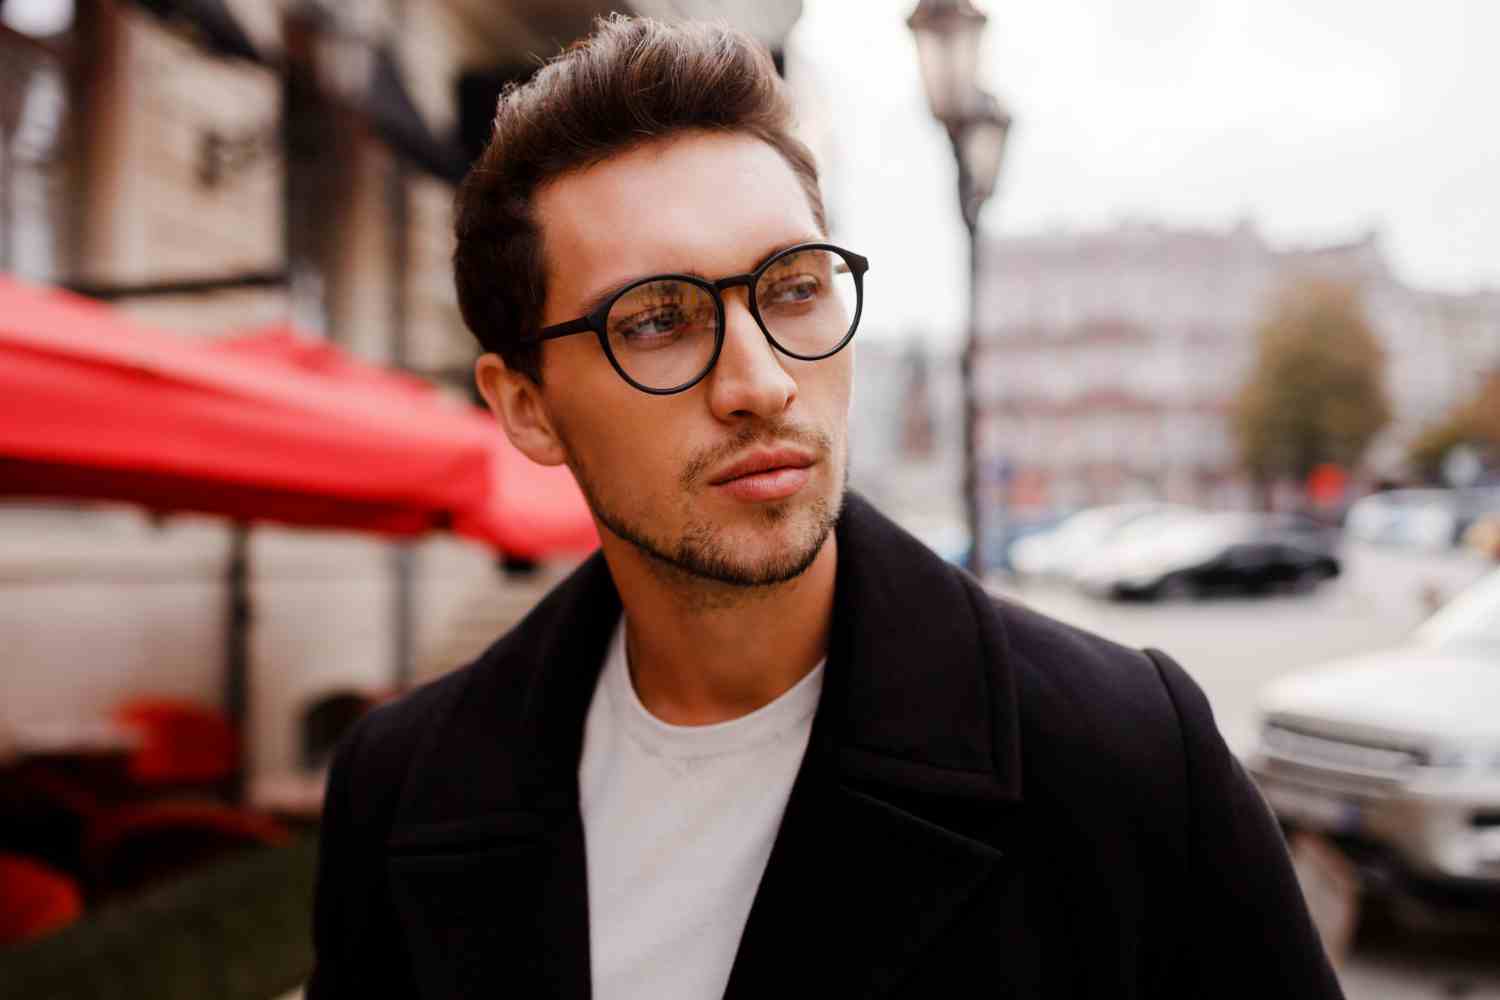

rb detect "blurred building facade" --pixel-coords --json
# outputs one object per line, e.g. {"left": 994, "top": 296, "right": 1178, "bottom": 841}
{"left": 1, "top": 0, "right": 808, "bottom": 783}
{"left": 975, "top": 220, "right": 1500, "bottom": 512}
{"left": 848, "top": 337, "right": 966, "bottom": 560}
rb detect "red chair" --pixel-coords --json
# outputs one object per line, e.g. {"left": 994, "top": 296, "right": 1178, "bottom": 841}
{"left": 112, "top": 698, "right": 239, "bottom": 791}
{"left": 85, "top": 800, "right": 290, "bottom": 898}
{"left": 0, "top": 853, "right": 83, "bottom": 944}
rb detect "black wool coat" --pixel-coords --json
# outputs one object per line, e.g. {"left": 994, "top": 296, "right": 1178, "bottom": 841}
{"left": 307, "top": 493, "right": 1344, "bottom": 999}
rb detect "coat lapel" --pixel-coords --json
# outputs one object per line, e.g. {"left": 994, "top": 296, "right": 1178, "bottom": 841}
{"left": 725, "top": 494, "right": 1037, "bottom": 999}
{"left": 384, "top": 806, "right": 590, "bottom": 998}
{"left": 721, "top": 740, "right": 1031, "bottom": 999}
{"left": 382, "top": 554, "right": 621, "bottom": 1000}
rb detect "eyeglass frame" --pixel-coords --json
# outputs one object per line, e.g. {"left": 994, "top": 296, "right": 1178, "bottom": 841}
{"left": 523, "top": 241, "right": 870, "bottom": 396}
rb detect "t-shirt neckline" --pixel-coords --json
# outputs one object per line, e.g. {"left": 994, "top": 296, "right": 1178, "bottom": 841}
{"left": 602, "top": 615, "right": 825, "bottom": 761}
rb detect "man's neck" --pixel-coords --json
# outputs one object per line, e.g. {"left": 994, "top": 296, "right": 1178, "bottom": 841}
{"left": 599, "top": 538, "right": 837, "bottom": 726}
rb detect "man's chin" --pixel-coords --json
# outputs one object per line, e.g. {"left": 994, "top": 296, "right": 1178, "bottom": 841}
{"left": 663, "top": 500, "right": 834, "bottom": 588}
{"left": 592, "top": 489, "right": 838, "bottom": 591}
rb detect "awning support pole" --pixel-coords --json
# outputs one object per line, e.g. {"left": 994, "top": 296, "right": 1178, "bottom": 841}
{"left": 392, "top": 543, "right": 415, "bottom": 691}
{"left": 225, "top": 520, "right": 251, "bottom": 799}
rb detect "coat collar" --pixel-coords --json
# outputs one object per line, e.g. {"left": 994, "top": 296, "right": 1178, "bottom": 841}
{"left": 384, "top": 492, "right": 1031, "bottom": 999}
{"left": 820, "top": 492, "right": 1022, "bottom": 805}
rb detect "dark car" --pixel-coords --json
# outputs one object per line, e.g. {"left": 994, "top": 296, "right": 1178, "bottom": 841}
{"left": 1076, "top": 511, "right": 1341, "bottom": 600}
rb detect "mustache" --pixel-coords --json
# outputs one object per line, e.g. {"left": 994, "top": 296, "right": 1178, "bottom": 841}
{"left": 680, "top": 421, "right": 833, "bottom": 491}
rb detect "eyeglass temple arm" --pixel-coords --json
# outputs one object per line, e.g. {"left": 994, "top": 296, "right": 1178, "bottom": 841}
{"left": 530, "top": 317, "right": 593, "bottom": 342}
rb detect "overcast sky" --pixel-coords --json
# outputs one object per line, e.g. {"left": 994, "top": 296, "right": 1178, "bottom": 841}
{"left": 790, "top": 0, "right": 1500, "bottom": 345}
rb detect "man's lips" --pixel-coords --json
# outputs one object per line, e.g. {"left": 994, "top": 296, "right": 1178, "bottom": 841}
{"left": 707, "top": 447, "right": 817, "bottom": 486}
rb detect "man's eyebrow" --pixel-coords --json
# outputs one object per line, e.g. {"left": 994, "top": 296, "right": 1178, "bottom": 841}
{"left": 574, "top": 235, "right": 824, "bottom": 317}
{"left": 578, "top": 278, "right": 649, "bottom": 320}
{"left": 750, "top": 235, "right": 825, "bottom": 271}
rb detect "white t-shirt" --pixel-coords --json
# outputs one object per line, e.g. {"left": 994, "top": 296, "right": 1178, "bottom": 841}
{"left": 578, "top": 617, "right": 824, "bottom": 1000}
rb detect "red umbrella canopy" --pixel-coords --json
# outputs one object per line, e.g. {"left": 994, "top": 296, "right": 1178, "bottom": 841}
{"left": 0, "top": 276, "right": 596, "bottom": 556}
{"left": 208, "top": 324, "right": 600, "bottom": 557}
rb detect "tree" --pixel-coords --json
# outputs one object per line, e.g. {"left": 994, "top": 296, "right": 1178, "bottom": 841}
{"left": 1408, "top": 370, "right": 1500, "bottom": 483}
{"left": 1232, "top": 280, "right": 1391, "bottom": 506}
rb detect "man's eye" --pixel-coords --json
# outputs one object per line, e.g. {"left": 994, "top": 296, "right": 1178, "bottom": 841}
{"left": 762, "top": 276, "right": 821, "bottom": 306}
{"left": 615, "top": 307, "right": 687, "bottom": 345}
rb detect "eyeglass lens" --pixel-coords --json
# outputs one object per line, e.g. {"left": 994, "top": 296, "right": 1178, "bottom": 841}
{"left": 603, "top": 247, "right": 858, "bottom": 391}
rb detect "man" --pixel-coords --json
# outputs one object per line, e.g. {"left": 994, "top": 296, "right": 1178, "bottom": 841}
{"left": 309, "top": 15, "right": 1343, "bottom": 999}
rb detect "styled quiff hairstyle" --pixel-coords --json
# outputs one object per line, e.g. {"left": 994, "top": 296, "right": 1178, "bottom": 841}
{"left": 452, "top": 15, "right": 826, "bottom": 383}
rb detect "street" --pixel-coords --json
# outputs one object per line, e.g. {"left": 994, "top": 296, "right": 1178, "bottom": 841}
{"left": 993, "top": 544, "right": 1499, "bottom": 998}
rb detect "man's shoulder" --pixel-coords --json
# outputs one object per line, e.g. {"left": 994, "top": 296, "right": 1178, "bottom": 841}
{"left": 328, "top": 658, "right": 474, "bottom": 817}
{"left": 326, "top": 628, "right": 559, "bottom": 839}
{"left": 981, "top": 589, "right": 1195, "bottom": 800}
{"left": 989, "top": 591, "right": 1178, "bottom": 722}
{"left": 364, "top": 602, "right": 548, "bottom": 729}
{"left": 842, "top": 494, "right": 1194, "bottom": 771}
{"left": 333, "top": 557, "right": 611, "bottom": 795}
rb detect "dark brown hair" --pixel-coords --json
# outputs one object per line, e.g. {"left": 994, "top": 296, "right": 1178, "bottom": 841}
{"left": 452, "top": 14, "right": 826, "bottom": 382}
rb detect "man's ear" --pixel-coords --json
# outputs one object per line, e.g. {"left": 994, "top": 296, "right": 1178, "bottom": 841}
{"left": 474, "top": 353, "right": 569, "bottom": 467}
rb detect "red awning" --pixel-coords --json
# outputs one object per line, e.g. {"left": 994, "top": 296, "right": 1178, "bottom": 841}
{"left": 0, "top": 275, "right": 596, "bottom": 557}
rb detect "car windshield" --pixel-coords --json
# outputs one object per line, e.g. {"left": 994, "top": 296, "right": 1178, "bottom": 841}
{"left": 1412, "top": 569, "right": 1500, "bottom": 652}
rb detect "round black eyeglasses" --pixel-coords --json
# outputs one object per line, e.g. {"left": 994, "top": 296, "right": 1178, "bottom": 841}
{"left": 525, "top": 242, "right": 869, "bottom": 395}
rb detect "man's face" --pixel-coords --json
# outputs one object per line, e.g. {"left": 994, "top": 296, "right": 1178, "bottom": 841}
{"left": 512, "top": 131, "right": 852, "bottom": 588}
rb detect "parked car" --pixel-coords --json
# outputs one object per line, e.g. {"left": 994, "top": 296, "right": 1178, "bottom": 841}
{"left": 1346, "top": 487, "right": 1500, "bottom": 550}
{"left": 978, "top": 509, "right": 1074, "bottom": 574}
{"left": 1073, "top": 511, "right": 1340, "bottom": 600}
{"left": 1008, "top": 503, "right": 1166, "bottom": 580}
{"left": 1247, "top": 568, "right": 1500, "bottom": 912}
{"left": 1063, "top": 506, "right": 1204, "bottom": 588}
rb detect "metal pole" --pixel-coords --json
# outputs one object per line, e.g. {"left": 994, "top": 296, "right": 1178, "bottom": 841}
{"left": 225, "top": 523, "right": 251, "bottom": 726}
{"left": 391, "top": 544, "right": 415, "bottom": 690}
{"left": 0, "top": 63, "right": 14, "bottom": 272}
{"left": 387, "top": 130, "right": 415, "bottom": 692}
{"left": 954, "top": 132, "right": 984, "bottom": 579}
{"left": 963, "top": 226, "right": 984, "bottom": 578}
{"left": 0, "top": 136, "right": 11, "bottom": 271}
{"left": 225, "top": 521, "right": 251, "bottom": 800}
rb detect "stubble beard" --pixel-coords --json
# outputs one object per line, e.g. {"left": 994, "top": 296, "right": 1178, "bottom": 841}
{"left": 563, "top": 424, "right": 845, "bottom": 593}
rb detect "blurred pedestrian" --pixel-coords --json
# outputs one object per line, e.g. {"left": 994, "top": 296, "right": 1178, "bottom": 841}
{"left": 307, "top": 15, "right": 1343, "bottom": 999}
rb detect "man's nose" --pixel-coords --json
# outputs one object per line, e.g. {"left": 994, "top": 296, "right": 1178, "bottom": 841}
{"left": 706, "top": 293, "right": 797, "bottom": 421}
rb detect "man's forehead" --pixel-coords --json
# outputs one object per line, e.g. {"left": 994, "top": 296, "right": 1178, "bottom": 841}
{"left": 533, "top": 132, "right": 821, "bottom": 318}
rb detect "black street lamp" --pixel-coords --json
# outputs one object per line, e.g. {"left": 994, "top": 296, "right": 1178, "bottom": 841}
{"left": 907, "top": 0, "right": 1012, "bottom": 577}
{"left": 907, "top": 0, "right": 988, "bottom": 126}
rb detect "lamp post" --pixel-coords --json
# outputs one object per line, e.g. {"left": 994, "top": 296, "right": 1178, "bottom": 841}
{"left": 907, "top": 0, "right": 1011, "bottom": 578}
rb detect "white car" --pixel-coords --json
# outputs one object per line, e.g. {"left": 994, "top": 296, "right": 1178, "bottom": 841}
{"left": 1067, "top": 507, "right": 1207, "bottom": 595}
{"left": 1247, "top": 568, "right": 1500, "bottom": 911}
{"left": 1007, "top": 503, "right": 1166, "bottom": 579}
